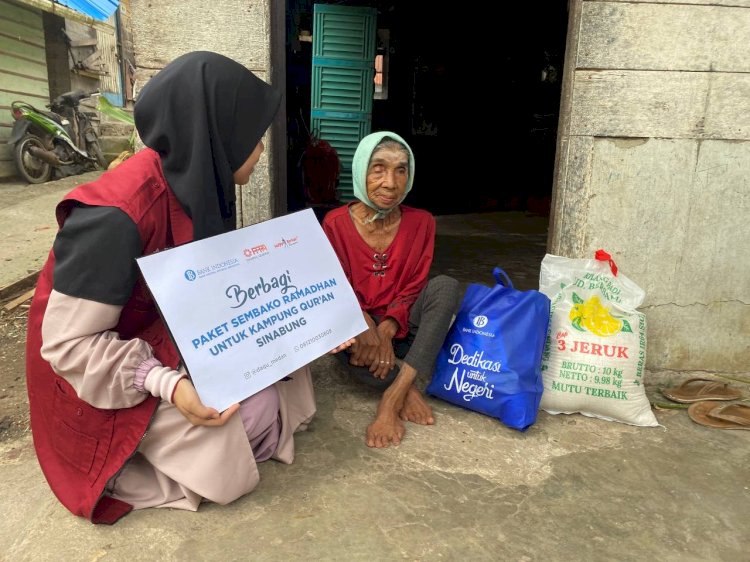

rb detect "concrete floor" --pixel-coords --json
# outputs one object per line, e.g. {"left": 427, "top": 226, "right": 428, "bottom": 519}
{"left": 1, "top": 174, "right": 748, "bottom": 560}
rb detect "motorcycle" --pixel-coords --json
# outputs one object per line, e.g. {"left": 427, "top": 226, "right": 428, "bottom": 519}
{"left": 8, "top": 90, "right": 108, "bottom": 184}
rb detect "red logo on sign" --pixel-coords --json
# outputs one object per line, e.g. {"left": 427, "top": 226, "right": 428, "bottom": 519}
{"left": 273, "top": 236, "right": 299, "bottom": 249}
{"left": 243, "top": 244, "right": 268, "bottom": 258}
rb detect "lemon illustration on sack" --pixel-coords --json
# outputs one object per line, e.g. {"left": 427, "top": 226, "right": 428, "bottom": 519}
{"left": 569, "top": 293, "right": 632, "bottom": 337}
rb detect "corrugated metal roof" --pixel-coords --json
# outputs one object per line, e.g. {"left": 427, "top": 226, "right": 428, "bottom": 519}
{"left": 55, "top": 0, "right": 119, "bottom": 20}
{"left": 12, "top": 0, "right": 118, "bottom": 29}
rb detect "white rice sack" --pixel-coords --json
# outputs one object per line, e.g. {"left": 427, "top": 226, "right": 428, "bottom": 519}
{"left": 538, "top": 253, "right": 657, "bottom": 427}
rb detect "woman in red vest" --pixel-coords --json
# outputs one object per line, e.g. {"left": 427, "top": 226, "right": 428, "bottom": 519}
{"left": 25, "top": 51, "right": 348, "bottom": 524}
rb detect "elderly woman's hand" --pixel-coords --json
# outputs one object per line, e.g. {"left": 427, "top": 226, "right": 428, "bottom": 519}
{"left": 349, "top": 311, "right": 380, "bottom": 367}
{"left": 369, "top": 318, "right": 398, "bottom": 378}
{"left": 172, "top": 378, "right": 239, "bottom": 426}
{"left": 349, "top": 326, "right": 380, "bottom": 367}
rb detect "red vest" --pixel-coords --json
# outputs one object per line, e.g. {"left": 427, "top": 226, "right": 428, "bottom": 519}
{"left": 25, "top": 149, "right": 193, "bottom": 524}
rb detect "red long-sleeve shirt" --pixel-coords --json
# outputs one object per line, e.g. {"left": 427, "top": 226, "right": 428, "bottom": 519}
{"left": 323, "top": 204, "right": 435, "bottom": 339}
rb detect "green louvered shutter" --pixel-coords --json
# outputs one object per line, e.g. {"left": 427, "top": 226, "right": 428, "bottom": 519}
{"left": 311, "top": 4, "right": 376, "bottom": 202}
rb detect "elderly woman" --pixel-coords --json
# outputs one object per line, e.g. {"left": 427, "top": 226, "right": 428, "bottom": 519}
{"left": 323, "top": 131, "right": 461, "bottom": 448}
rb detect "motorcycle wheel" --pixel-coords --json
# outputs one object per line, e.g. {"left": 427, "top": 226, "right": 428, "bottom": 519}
{"left": 14, "top": 134, "right": 52, "bottom": 184}
{"left": 87, "top": 140, "right": 108, "bottom": 169}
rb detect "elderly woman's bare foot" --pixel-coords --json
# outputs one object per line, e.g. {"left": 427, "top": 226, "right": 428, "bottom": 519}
{"left": 400, "top": 385, "right": 435, "bottom": 425}
{"left": 366, "top": 413, "right": 405, "bottom": 448}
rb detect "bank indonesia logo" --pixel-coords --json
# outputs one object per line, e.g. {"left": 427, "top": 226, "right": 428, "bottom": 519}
{"left": 184, "top": 269, "right": 197, "bottom": 282}
{"left": 472, "top": 315, "right": 488, "bottom": 328}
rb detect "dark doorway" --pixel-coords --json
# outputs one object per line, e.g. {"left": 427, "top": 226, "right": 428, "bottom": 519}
{"left": 284, "top": 1, "right": 568, "bottom": 218}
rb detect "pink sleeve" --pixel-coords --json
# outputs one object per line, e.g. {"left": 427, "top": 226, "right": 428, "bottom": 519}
{"left": 41, "top": 290, "right": 179, "bottom": 408}
{"left": 134, "top": 357, "right": 187, "bottom": 405}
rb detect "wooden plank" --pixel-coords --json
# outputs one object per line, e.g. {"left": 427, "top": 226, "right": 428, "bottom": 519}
{"left": 588, "top": 0, "right": 750, "bottom": 8}
{"left": 0, "top": 28, "right": 44, "bottom": 50}
{"left": 97, "top": 18, "right": 121, "bottom": 100}
{"left": 81, "top": 49, "right": 102, "bottom": 69}
{"left": 0, "top": 158, "right": 18, "bottom": 178}
{"left": 0, "top": 90, "right": 49, "bottom": 104}
{"left": 570, "top": 70, "right": 750, "bottom": 139}
{"left": 0, "top": 52, "right": 48, "bottom": 79}
{"left": 0, "top": 0, "right": 44, "bottom": 26}
{"left": 69, "top": 37, "right": 97, "bottom": 47}
{"left": 0, "top": 90, "right": 48, "bottom": 106}
{"left": 0, "top": 69, "right": 49, "bottom": 97}
{"left": 0, "top": 271, "right": 39, "bottom": 301}
{"left": 0, "top": 33, "right": 46, "bottom": 61}
{"left": 3, "top": 288, "right": 34, "bottom": 310}
{"left": 579, "top": 2, "right": 750, "bottom": 72}
{"left": 2, "top": 113, "right": 17, "bottom": 139}
{"left": 73, "top": 67, "right": 104, "bottom": 79}
{"left": 0, "top": 14, "right": 45, "bottom": 43}
{"left": 0, "top": 143, "right": 12, "bottom": 161}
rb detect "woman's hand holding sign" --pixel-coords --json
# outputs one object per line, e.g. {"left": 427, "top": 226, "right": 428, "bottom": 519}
{"left": 173, "top": 378, "right": 240, "bottom": 426}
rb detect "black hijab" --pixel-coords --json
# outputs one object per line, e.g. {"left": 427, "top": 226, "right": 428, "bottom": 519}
{"left": 134, "top": 51, "right": 281, "bottom": 240}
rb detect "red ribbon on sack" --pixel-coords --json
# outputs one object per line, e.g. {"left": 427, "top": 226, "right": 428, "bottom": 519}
{"left": 595, "top": 249, "right": 618, "bottom": 276}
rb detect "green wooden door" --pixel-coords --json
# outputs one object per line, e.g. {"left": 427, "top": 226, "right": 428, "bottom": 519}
{"left": 0, "top": 0, "right": 50, "bottom": 178}
{"left": 311, "top": 4, "right": 376, "bottom": 202}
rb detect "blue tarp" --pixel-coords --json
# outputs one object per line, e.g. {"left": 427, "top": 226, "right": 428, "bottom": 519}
{"left": 55, "top": 0, "right": 119, "bottom": 21}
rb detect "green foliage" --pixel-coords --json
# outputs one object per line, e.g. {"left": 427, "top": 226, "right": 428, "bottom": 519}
{"left": 97, "top": 96, "right": 134, "bottom": 125}
{"left": 97, "top": 96, "right": 136, "bottom": 151}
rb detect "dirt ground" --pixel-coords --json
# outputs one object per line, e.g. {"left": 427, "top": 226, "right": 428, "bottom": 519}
{"left": 0, "top": 305, "right": 30, "bottom": 443}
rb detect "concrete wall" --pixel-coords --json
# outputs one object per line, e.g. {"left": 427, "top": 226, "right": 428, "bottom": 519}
{"left": 130, "top": 0, "right": 274, "bottom": 227}
{"left": 550, "top": 0, "right": 750, "bottom": 371}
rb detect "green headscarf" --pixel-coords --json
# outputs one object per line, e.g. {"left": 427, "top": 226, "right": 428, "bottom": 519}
{"left": 352, "top": 131, "right": 415, "bottom": 221}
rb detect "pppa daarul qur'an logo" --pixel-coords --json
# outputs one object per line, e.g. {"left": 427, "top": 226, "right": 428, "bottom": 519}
{"left": 243, "top": 244, "right": 269, "bottom": 260}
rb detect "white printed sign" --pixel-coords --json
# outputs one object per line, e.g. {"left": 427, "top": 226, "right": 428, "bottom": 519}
{"left": 137, "top": 208, "right": 366, "bottom": 411}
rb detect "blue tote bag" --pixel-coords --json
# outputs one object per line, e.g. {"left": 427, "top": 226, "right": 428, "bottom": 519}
{"left": 427, "top": 267, "right": 551, "bottom": 431}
